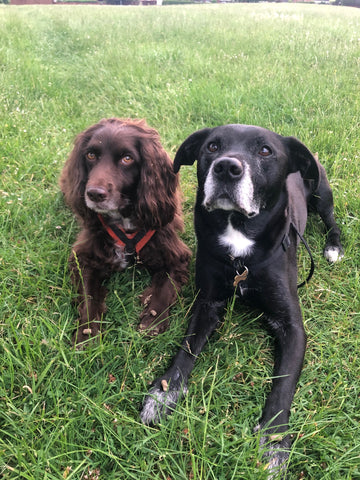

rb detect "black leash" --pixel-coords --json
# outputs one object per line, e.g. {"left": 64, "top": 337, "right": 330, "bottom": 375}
{"left": 290, "top": 223, "right": 315, "bottom": 288}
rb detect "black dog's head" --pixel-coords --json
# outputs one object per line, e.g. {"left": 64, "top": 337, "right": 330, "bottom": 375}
{"left": 174, "top": 124, "right": 320, "bottom": 218}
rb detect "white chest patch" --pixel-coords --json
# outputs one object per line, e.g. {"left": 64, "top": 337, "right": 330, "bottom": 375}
{"left": 218, "top": 222, "right": 254, "bottom": 258}
{"left": 114, "top": 246, "right": 131, "bottom": 269}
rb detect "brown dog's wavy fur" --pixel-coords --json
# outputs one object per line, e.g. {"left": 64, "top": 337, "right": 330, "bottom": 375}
{"left": 60, "top": 118, "right": 191, "bottom": 345}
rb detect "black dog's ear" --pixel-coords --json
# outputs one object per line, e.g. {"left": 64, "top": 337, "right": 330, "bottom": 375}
{"left": 174, "top": 128, "right": 212, "bottom": 173}
{"left": 284, "top": 136, "right": 321, "bottom": 189}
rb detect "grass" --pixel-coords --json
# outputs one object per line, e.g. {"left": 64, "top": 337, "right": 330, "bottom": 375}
{"left": 0, "top": 2, "right": 359, "bottom": 479}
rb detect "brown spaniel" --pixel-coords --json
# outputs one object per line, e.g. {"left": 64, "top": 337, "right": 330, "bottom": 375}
{"left": 60, "top": 118, "right": 191, "bottom": 345}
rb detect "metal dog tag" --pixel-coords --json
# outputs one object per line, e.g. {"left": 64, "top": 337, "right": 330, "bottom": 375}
{"left": 233, "top": 266, "right": 248, "bottom": 287}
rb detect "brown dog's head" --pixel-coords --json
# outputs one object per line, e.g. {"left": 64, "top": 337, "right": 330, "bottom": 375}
{"left": 60, "top": 118, "right": 178, "bottom": 230}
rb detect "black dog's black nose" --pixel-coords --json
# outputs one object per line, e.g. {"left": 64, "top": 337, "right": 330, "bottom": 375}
{"left": 86, "top": 187, "right": 107, "bottom": 203}
{"left": 213, "top": 158, "right": 243, "bottom": 180}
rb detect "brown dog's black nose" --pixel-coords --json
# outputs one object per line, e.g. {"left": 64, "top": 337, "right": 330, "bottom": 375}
{"left": 86, "top": 187, "right": 107, "bottom": 203}
{"left": 213, "top": 158, "right": 243, "bottom": 181}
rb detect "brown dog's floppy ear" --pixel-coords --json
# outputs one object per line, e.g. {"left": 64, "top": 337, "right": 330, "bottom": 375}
{"left": 136, "top": 132, "right": 179, "bottom": 230}
{"left": 60, "top": 123, "right": 102, "bottom": 221}
{"left": 285, "top": 136, "right": 321, "bottom": 190}
{"left": 174, "top": 128, "right": 212, "bottom": 173}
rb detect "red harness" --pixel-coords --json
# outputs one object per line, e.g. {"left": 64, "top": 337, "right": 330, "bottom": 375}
{"left": 98, "top": 214, "right": 156, "bottom": 256}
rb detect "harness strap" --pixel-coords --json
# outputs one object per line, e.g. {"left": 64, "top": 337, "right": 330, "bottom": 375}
{"left": 98, "top": 214, "right": 156, "bottom": 255}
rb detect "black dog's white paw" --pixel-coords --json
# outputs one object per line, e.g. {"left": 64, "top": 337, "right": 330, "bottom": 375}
{"left": 255, "top": 426, "right": 290, "bottom": 480}
{"left": 261, "top": 444, "right": 289, "bottom": 480}
{"left": 140, "top": 377, "right": 187, "bottom": 425}
{"left": 324, "top": 245, "right": 344, "bottom": 263}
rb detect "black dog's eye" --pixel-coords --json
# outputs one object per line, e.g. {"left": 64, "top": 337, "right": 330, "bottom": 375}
{"left": 86, "top": 152, "right": 97, "bottom": 162}
{"left": 208, "top": 142, "right": 219, "bottom": 153}
{"left": 120, "top": 155, "right": 134, "bottom": 165}
{"left": 259, "top": 146, "right": 272, "bottom": 157}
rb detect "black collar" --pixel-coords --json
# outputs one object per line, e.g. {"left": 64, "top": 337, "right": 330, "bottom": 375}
{"left": 232, "top": 222, "right": 314, "bottom": 289}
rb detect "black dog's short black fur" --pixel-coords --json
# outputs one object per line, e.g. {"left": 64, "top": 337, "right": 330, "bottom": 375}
{"left": 141, "top": 124, "right": 343, "bottom": 477}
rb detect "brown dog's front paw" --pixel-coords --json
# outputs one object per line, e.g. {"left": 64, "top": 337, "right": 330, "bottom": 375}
{"left": 72, "top": 321, "right": 102, "bottom": 348}
{"left": 138, "top": 308, "right": 169, "bottom": 336}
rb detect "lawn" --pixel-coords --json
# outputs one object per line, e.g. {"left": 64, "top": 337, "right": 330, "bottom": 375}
{"left": 0, "top": 2, "right": 359, "bottom": 479}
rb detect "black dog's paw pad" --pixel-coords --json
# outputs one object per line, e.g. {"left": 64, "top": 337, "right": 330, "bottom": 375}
{"left": 324, "top": 246, "right": 344, "bottom": 263}
{"left": 140, "top": 383, "right": 187, "bottom": 425}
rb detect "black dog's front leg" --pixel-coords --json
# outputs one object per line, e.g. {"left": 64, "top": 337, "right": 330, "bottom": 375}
{"left": 140, "top": 299, "right": 225, "bottom": 425}
{"left": 257, "top": 302, "right": 307, "bottom": 478}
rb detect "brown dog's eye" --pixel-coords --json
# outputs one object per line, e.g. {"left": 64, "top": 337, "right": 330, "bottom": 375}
{"left": 208, "top": 142, "right": 219, "bottom": 153}
{"left": 259, "top": 146, "right": 272, "bottom": 157}
{"left": 86, "top": 152, "right": 97, "bottom": 162}
{"left": 121, "top": 155, "right": 134, "bottom": 165}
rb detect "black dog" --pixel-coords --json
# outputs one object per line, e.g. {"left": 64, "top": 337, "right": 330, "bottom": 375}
{"left": 140, "top": 124, "right": 343, "bottom": 477}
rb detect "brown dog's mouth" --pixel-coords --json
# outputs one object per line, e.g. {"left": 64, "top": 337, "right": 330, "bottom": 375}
{"left": 90, "top": 205, "right": 119, "bottom": 216}
{"left": 85, "top": 190, "right": 131, "bottom": 216}
{"left": 85, "top": 196, "right": 116, "bottom": 212}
